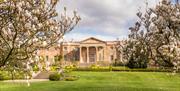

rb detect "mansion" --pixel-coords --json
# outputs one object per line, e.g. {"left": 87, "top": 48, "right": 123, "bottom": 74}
{"left": 37, "top": 37, "right": 122, "bottom": 66}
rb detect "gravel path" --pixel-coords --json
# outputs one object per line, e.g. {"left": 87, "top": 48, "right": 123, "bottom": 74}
{"left": 3, "top": 79, "right": 49, "bottom": 83}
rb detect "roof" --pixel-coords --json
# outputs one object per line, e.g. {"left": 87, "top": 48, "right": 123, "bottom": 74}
{"left": 80, "top": 37, "right": 107, "bottom": 44}
{"left": 62, "top": 37, "right": 119, "bottom": 46}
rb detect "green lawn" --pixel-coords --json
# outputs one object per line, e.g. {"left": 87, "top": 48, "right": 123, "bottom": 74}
{"left": 0, "top": 72, "right": 180, "bottom": 91}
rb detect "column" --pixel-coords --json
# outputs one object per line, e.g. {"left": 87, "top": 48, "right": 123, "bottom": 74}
{"left": 96, "top": 47, "right": 98, "bottom": 62}
{"left": 80, "top": 47, "right": 83, "bottom": 63}
{"left": 120, "top": 49, "right": 123, "bottom": 62}
{"left": 102, "top": 47, "right": 104, "bottom": 61}
{"left": 87, "top": 47, "right": 89, "bottom": 63}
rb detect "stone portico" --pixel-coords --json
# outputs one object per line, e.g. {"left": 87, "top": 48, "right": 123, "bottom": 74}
{"left": 62, "top": 37, "right": 117, "bottom": 64}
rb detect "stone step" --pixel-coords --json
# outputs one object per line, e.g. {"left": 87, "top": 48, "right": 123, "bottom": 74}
{"left": 33, "top": 71, "right": 53, "bottom": 79}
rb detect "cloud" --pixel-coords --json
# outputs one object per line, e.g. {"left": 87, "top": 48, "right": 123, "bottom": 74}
{"left": 57, "top": 0, "right": 159, "bottom": 41}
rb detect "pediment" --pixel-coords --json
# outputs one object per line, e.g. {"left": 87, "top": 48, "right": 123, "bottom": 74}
{"left": 80, "top": 37, "right": 106, "bottom": 44}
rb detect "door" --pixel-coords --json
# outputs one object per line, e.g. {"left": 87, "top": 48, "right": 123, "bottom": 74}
{"left": 89, "top": 47, "right": 96, "bottom": 63}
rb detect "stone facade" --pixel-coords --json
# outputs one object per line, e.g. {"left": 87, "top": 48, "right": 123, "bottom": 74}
{"left": 37, "top": 37, "right": 121, "bottom": 66}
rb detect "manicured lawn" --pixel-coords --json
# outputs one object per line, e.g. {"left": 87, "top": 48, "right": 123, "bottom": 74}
{"left": 0, "top": 72, "right": 180, "bottom": 91}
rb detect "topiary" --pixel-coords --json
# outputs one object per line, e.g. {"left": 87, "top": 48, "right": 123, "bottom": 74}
{"left": 49, "top": 73, "right": 61, "bottom": 81}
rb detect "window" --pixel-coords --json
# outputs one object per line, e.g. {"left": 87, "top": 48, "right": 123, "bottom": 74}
{"left": 64, "top": 55, "right": 67, "bottom": 61}
{"left": 46, "top": 48, "right": 49, "bottom": 51}
{"left": 54, "top": 55, "right": 62, "bottom": 62}
{"left": 111, "top": 46, "right": 114, "bottom": 50}
{"left": 46, "top": 56, "right": 49, "bottom": 61}
{"left": 74, "top": 47, "right": 79, "bottom": 61}
{"left": 55, "top": 47, "right": 58, "bottom": 50}
{"left": 74, "top": 47, "right": 79, "bottom": 51}
{"left": 64, "top": 47, "right": 67, "bottom": 50}
{"left": 111, "top": 55, "right": 114, "bottom": 61}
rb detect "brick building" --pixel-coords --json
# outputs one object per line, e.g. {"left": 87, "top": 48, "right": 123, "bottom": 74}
{"left": 37, "top": 37, "right": 122, "bottom": 66}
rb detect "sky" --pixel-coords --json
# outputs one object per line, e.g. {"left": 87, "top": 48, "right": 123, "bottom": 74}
{"left": 57, "top": 0, "right": 160, "bottom": 41}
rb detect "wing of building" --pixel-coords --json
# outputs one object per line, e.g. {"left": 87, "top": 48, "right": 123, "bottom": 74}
{"left": 37, "top": 37, "right": 123, "bottom": 66}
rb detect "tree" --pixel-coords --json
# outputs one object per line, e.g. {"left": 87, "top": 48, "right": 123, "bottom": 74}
{"left": 114, "top": 39, "right": 127, "bottom": 66}
{"left": 124, "top": 21, "right": 150, "bottom": 68}
{"left": 123, "top": 0, "right": 180, "bottom": 71}
{"left": 0, "top": 0, "right": 80, "bottom": 71}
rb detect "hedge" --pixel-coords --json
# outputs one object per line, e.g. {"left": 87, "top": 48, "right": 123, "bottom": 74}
{"left": 0, "top": 73, "right": 4, "bottom": 81}
{"left": 0, "top": 71, "right": 30, "bottom": 80}
{"left": 73, "top": 66, "right": 172, "bottom": 72}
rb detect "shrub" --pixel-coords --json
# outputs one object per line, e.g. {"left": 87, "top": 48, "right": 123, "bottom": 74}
{"left": 64, "top": 65, "right": 77, "bottom": 73}
{"left": 113, "top": 59, "right": 126, "bottom": 66}
{"left": 72, "top": 64, "right": 77, "bottom": 68}
{"left": 127, "top": 56, "right": 148, "bottom": 69}
{"left": 90, "top": 64, "right": 99, "bottom": 69}
{"left": 109, "top": 66, "right": 113, "bottom": 71}
{"left": 50, "top": 66, "right": 60, "bottom": 71}
{"left": 0, "top": 73, "right": 4, "bottom": 81}
{"left": 14, "top": 71, "right": 25, "bottom": 79}
{"left": 49, "top": 73, "right": 61, "bottom": 81}
{"left": 64, "top": 76, "right": 79, "bottom": 81}
{"left": 33, "top": 65, "right": 39, "bottom": 72}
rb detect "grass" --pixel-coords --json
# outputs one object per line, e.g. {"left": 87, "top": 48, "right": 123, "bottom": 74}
{"left": 0, "top": 72, "right": 180, "bottom": 91}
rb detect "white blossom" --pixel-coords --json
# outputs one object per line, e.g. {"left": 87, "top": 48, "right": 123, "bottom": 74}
{"left": 25, "top": 10, "right": 32, "bottom": 18}
{"left": 25, "top": 23, "right": 31, "bottom": 29}
{"left": 38, "top": 23, "right": 43, "bottom": 29}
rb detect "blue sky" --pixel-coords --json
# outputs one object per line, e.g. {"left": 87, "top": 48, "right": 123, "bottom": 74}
{"left": 57, "top": 0, "right": 160, "bottom": 41}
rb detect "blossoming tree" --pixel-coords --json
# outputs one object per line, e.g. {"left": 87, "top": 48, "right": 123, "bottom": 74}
{"left": 123, "top": 0, "right": 180, "bottom": 72}
{"left": 0, "top": 0, "right": 80, "bottom": 71}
